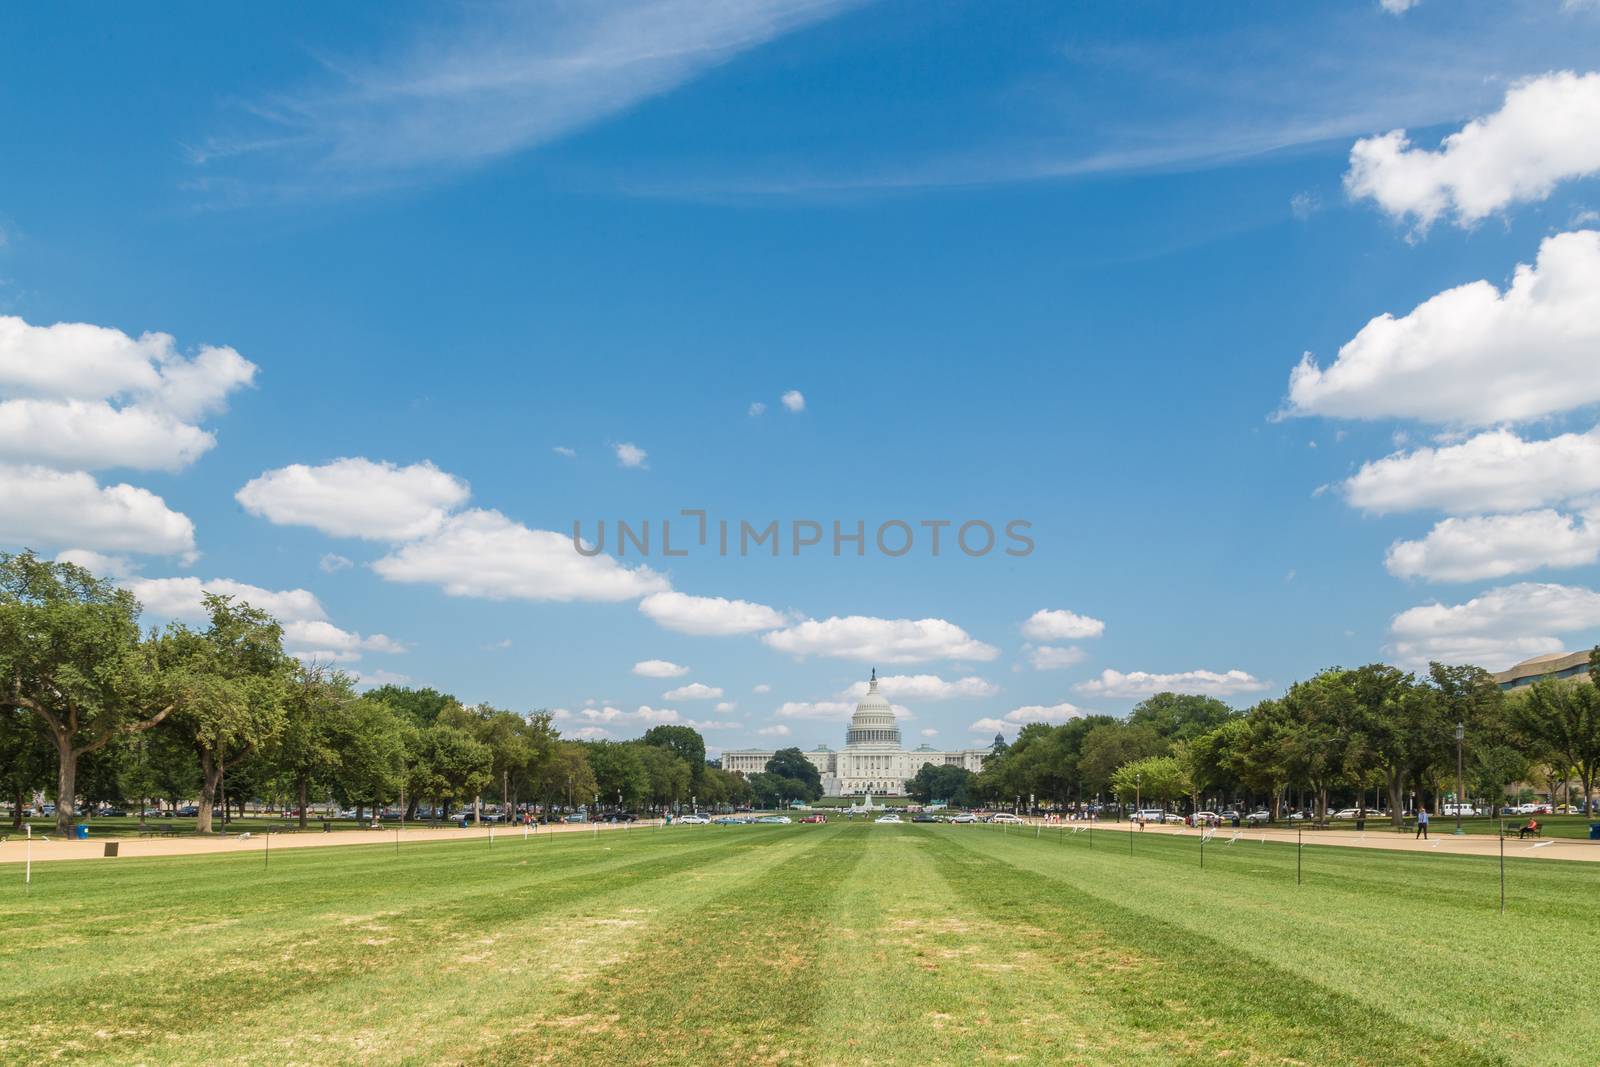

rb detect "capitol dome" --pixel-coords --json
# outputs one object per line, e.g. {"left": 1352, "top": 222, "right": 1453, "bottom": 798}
{"left": 845, "top": 670, "right": 902, "bottom": 748}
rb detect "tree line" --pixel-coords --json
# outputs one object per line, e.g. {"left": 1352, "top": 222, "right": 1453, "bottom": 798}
{"left": 0, "top": 552, "right": 752, "bottom": 835}
{"left": 974, "top": 664, "right": 1600, "bottom": 826}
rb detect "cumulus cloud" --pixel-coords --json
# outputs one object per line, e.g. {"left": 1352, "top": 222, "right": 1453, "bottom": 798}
{"left": 0, "top": 465, "right": 195, "bottom": 559}
{"left": 664, "top": 682, "right": 724, "bottom": 700}
{"left": 614, "top": 442, "right": 648, "bottom": 468}
{"left": 920, "top": 728, "right": 938, "bottom": 737}
{"left": 757, "top": 724, "right": 791, "bottom": 737}
{"left": 0, "top": 314, "right": 255, "bottom": 471}
{"left": 748, "top": 402, "right": 766, "bottom": 417}
{"left": 1075, "top": 668, "right": 1268, "bottom": 699}
{"left": 1379, "top": 0, "right": 1421, "bottom": 11}
{"left": 1390, "top": 581, "right": 1600, "bottom": 668}
{"left": 236, "top": 457, "right": 471, "bottom": 541}
{"left": 781, "top": 389, "right": 805, "bottom": 413}
{"left": 54, "top": 549, "right": 136, "bottom": 579}
{"left": 374, "top": 509, "right": 668, "bottom": 602}
{"left": 553, "top": 445, "right": 576, "bottom": 458}
{"left": 1025, "top": 645, "right": 1087, "bottom": 670}
{"left": 1020, "top": 608, "right": 1106, "bottom": 642}
{"left": 281, "top": 619, "right": 407, "bottom": 662}
{"left": 639, "top": 591, "right": 788, "bottom": 635}
{"left": 555, "top": 704, "right": 684, "bottom": 728}
{"left": 121, "top": 575, "right": 327, "bottom": 623}
{"left": 1386, "top": 509, "right": 1600, "bottom": 582}
{"left": 762, "top": 616, "right": 999, "bottom": 664}
{"left": 840, "top": 674, "right": 999, "bottom": 700}
{"left": 752, "top": 683, "right": 772, "bottom": 694}
{"left": 1346, "top": 71, "right": 1600, "bottom": 230}
{"left": 1286, "top": 230, "right": 1600, "bottom": 427}
{"left": 319, "top": 553, "right": 354, "bottom": 574}
{"left": 969, "top": 717, "right": 1011, "bottom": 734}
{"left": 1344, "top": 427, "right": 1600, "bottom": 515}
{"left": 632, "top": 658, "right": 689, "bottom": 678}
{"left": 775, "top": 699, "right": 913, "bottom": 721}
{"left": 714, "top": 701, "right": 736, "bottom": 713}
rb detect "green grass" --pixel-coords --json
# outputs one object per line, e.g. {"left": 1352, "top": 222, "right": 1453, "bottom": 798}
{"left": 3, "top": 821, "right": 1597, "bottom": 1065}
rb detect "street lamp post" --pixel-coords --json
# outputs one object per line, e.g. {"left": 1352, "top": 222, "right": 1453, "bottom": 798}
{"left": 1454, "top": 722, "right": 1466, "bottom": 836}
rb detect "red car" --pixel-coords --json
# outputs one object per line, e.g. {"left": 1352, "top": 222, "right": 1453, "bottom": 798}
{"left": 800, "top": 814, "right": 828, "bottom": 824}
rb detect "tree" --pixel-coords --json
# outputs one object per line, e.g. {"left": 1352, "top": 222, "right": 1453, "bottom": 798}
{"left": 1128, "top": 693, "right": 1238, "bottom": 741}
{"left": 411, "top": 722, "right": 492, "bottom": 815}
{"left": 272, "top": 662, "right": 354, "bottom": 828}
{"left": 1076, "top": 723, "right": 1166, "bottom": 798}
{"left": 0, "top": 552, "right": 178, "bottom": 834}
{"left": 0, "top": 708, "right": 53, "bottom": 829}
{"left": 762, "top": 747, "right": 822, "bottom": 803}
{"left": 642, "top": 725, "right": 707, "bottom": 790}
{"left": 1511, "top": 679, "right": 1600, "bottom": 816}
{"left": 585, "top": 740, "right": 651, "bottom": 809}
{"left": 363, "top": 685, "right": 460, "bottom": 727}
{"left": 530, "top": 740, "right": 594, "bottom": 813}
{"left": 632, "top": 742, "right": 692, "bottom": 809}
{"left": 907, "top": 763, "right": 975, "bottom": 806}
{"left": 1109, "top": 755, "right": 1189, "bottom": 807}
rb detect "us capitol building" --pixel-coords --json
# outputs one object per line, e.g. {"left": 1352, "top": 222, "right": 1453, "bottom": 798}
{"left": 721, "top": 671, "right": 996, "bottom": 796}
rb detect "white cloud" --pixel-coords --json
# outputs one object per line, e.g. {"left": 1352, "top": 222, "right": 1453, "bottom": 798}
{"left": 483, "top": 638, "right": 513, "bottom": 651}
{"left": 1286, "top": 230, "right": 1600, "bottom": 427}
{"left": 664, "top": 682, "right": 724, "bottom": 701}
{"left": 553, "top": 445, "right": 576, "bottom": 458}
{"left": 54, "top": 549, "right": 136, "bottom": 579}
{"left": 762, "top": 616, "right": 999, "bottom": 664}
{"left": 752, "top": 683, "right": 772, "bottom": 694}
{"left": 1003, "top": 702, "right": 1087, "bottom": 724}
{"left": 1386, "top": 508, "right": 1600, "bottom": 582}
{"left": 774, "top": 700, "right": 857, "bottom": 721}
{"left": 282, "top": 619, "right": 407, "bottom": 662}
{"left": 1026, "top": 645, "right": 1086, "bottom": 670}
{"left": 1346, "top": 71, "right": 1600, "bottom": 230}
{"left": 632, "top": 658, "right": 689, "bottom": 678}
{"left": 319, "top": 553, "right": 354, "bottom": 574}
{"left": 569, "top": 726, "right": 611, "bottom": 740}
{"left": 1379, "top": 0, "right": 1421, "bottom": 12}
{"left": 237, "top": 457, "right": 471, "bottom": 541}
{"left": 1390, "top": 581, "right": 1600, "bottom": 668}
{"left": 198, "top": 1, "right": 858, "bottom": 190}
{"left": 714, "top": 701, "right": 736, "bottom": 713}
{"left": 748, "top": 402, "right": 766, "bottom": 417}
{"left": 1343, "top": 427, "right": 1600, "bottom": 515}
{"left": 121, "top": 576, "right": 327, "bottom": 624}
{"left": 1075, "top": 668, "right": 1268, "bottom": 699}
{"left": 614, "top": 442, "right": 648, "bottom": 469}
{"left": 373, "top": 508, "right": 668, "bottom": 602}
{"left": 0, "top": 315, "right": 255, "bottom": 470}
{"left": 781, "top": 389, "right": 805, "bottom": 413}
{"left": 1020, "top": 608, "right": 1106, "bottom": 642}
{"left": 757, "top": 724, "right": 790, "bottom": 737}
{"left": 1289, "top": 190, "right": 1322, "bottom": 219}
{"left": 840, "top": 674, "right": 998, "bottom": 701}
{"left": 919, "top": 728, "right": 938, "bottom": 738}
{"left": 969, "top": 717, "right": 1011, "bottom": 734}
{"left": 556, "top": 704, "right": 683, "bottom": 728}
{"left": 639, "top": 591, "right": 788, "bottom": 635}
{"left": 0, "top": 465, "right": 195, "bottom": 558}
{"left": 354, "top": 669, "right": 413, "bottom": 688}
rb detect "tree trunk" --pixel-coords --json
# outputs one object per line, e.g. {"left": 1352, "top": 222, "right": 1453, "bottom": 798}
{"left": 196, "top": 749, "right": 222, "bottom": 834}
{"left": 297, "top": 775, "right": 309, "bottom": 830}
{"left": 11, "top": 783, "right": 23, "bottom": 830}
{"left": 50, "top": 729, "right": 77, "bottom": 836}
{"left": 1386, "top": 773, "right": 1405, "bottom": 830}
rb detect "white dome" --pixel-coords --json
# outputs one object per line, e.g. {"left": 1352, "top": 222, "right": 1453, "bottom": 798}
{"left": 846, "top": 673, "right": 902, "bottom": 748}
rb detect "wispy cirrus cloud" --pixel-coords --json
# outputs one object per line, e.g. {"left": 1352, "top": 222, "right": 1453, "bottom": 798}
{"left": 192, "top": 0, "right": 863, "bottom": 197}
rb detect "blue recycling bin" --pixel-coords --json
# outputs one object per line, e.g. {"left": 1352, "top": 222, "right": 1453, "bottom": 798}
{"left": 1588, "top": 822, "right": 1600, "bottom": 841}
{"left": 74, "top": 824, "right": 89, "bottom": 840}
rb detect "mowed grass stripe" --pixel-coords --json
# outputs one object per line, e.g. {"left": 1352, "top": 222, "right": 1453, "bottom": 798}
{"left": 931, "top": 824, "right": 1591, "bottom": 1065}
{"left": 472, "top": 821, "right": 863, "bottom": 1065}
{"left": 0, "top": 826, "right": 812, "bottom": 1065}
{"left": 807, "top": 825, "right": 1168, "bottom": 1066}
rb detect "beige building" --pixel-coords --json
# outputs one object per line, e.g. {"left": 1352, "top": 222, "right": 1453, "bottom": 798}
{"left": 1492, "top": 650, "right": 1593, "bottom": 691}
{"left": 722, "top": 672, "right": 993, "bottom": 796}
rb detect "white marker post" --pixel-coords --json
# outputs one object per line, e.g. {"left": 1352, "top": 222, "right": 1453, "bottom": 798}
{"left": 25, "top": 823, "right": 31, "bottom": 893}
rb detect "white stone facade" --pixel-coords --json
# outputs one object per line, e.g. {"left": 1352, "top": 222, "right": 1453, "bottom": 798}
{"left": 722, "top": 674, "right": 993, "bottom": 796}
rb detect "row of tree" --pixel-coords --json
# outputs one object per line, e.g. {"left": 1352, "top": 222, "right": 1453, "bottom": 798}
{"left": 0, "top": 552, "right": 755, "bottom": 835}
{"left": 975, "top": 662, "right": 1600, "bottom": 827}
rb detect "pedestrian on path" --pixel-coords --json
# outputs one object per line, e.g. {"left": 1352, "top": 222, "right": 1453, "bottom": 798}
{"left": 1415, "top": 805, "right": 1430, "bottom": 840}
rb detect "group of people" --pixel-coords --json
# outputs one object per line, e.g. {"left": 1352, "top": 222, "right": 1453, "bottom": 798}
{"left": 1413, "top": 808, "right": 1539, "bottom": 840}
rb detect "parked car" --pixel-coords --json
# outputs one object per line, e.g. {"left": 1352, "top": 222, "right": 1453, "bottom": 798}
{"left": 712, "top": 816, "right": 745, "bottom": 825}
{"left": 678, "top": 814, "right": 711, "bottom": 825}
{"left": 799, "top": 813, "right": 827, "bottom": 824}
{"left": 1245, "top": 810, "right": 1272, "bottom": 825}
{"left": 947, "top": 813, "right": 979, "bottom": 824}
{"left": 1193, "top": 811, "right": 1221, "bottom": 826}
{"left": 606, "top": 812, "right": 638, "bottom": 823}
{"left": 1132, "top": 809, "right": 1165, "bottom": 823}
{"left": 988, "top": 812, "right": 1025, "bottom": 824}
{"left": 874, "top": 814, "right": 902, "bottom": 824}
{"left": 97, "top": 807, "right": 128, "bottom": 818}
{"left": 911, "top": 814, "right": 941, "bottom": 823}
{"left": 562, "top": 812, "right": 588, "bottom": 823}
{"left": 175, "top": 805, "right": 199, "bottom": 817}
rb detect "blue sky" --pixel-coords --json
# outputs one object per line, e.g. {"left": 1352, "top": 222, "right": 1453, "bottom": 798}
{"left": 3, "top": 0, "right": 1600, "bottom": 753}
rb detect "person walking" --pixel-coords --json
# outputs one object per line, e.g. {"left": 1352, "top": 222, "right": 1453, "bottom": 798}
{"left": 1415, "top": 805, "right": 1430, "bottom": 840}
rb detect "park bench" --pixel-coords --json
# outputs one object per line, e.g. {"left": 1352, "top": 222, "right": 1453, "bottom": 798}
{"left": 1502, "top": 825, "right": 1542, "bottom": 839}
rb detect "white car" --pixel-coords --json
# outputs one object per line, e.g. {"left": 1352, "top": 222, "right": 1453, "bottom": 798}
{"left": 1133, "top": 809, "right": 1165, "bottom": 823}
{"left": 947, "top": 813, "right": 979, "bottom": 824}
{"left": 988, "top": 812, "right": 1025, "bottom": 824}
{"left": 874, "top": 814, "right": 902, "bottom": 824}
{"left": 1245, "top": 810, "right": 1272, "bottom": 825}
{"left": 1161, "top": 813, "right": 1186, "bottom": 824}
{"left": 678, "top": 814, "right": 710, "bottom": 825}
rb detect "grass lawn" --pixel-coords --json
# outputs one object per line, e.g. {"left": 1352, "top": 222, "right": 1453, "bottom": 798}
{"left": 3, "top": 821, "right": 1596, "bottom": 1065}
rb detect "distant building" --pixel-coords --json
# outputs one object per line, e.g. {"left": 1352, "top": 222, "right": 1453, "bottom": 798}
{"left": 721, "top": 671, "right": 993, "bottom": 796}
{"left": 1492, "top": 650, "right": 1593, "bottom": 691}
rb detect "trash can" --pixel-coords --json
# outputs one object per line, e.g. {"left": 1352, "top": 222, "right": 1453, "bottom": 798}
{"left": 103, "top": 842, "right": 119, "bottom": 857}
{"left": 74, "top": 824, "right": 89, "bottom": 840}
{"left": 1588, "top": 822, "right": 1600, "bottom": 841}
{"left": 458, "top": 818, "right": 468, "bottom": 829}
